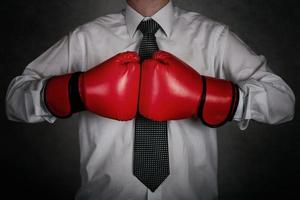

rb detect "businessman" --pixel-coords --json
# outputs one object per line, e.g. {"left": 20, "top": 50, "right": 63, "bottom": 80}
{"left": 6, "top": 0, "right": 295, "bottom": 199}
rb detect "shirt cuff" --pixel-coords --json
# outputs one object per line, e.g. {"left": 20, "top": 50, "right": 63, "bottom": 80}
{"left": 233, "top": 87, "right": 250, "bottom": 131}
{"left": 233, "top": 88, "right": 244, "bottom": 121}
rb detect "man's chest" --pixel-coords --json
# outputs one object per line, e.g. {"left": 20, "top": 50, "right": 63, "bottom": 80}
{"left": 81, "top": 30, "right": 217, "bottom": 77}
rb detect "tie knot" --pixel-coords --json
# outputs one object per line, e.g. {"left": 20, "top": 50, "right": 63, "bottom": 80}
{"left": 138, "top": 19, "right": 160, "bottom": 35}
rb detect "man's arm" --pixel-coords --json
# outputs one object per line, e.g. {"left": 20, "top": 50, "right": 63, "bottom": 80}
{"left": 215, "top": 26, "right": 295, "bottom": 129}
{"left": 5, "top": 29, "right": 141, "bottom": 123}
{"left": 5, "top": 33, "right": 82, "bottom": 123}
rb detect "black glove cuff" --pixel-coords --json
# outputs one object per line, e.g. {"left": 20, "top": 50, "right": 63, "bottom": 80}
{"left": 69, "top": 72, "right": 85, "bottom": 113}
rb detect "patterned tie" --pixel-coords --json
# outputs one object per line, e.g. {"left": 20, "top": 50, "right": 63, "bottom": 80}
{"left": 133, "top": 19, "right": 170, "bottom": 192}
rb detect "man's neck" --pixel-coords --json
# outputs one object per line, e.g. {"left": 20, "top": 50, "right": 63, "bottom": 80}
{"left": 127, "top": 0, "right": 169, "bottom": 17}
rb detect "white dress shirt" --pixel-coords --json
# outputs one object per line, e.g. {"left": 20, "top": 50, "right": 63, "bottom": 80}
{"left": 5, "top": 1, "right": 295, "bottom": 200}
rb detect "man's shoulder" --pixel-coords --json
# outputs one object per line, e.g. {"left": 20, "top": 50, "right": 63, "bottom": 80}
{"left": 71, "top": 11, "right": 125, "bottom": 36}
{"left": 174, "top": 6, "right": 226, "bottom": 32}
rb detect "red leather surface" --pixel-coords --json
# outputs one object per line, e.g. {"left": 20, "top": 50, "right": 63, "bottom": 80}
{"left": 139, "top": 51, "right": 203, "bottom": 121}
{"left": 44, "top": 74, "right": 72, "bottom": 118}
{"left": 79, "top": 51, "right": 140, "bottom": 120}
{"left": 139, "top": 50, "right": 236, "bottom": 126}
{"left": 201, "top": 77, "right": 234, "bottom": 126}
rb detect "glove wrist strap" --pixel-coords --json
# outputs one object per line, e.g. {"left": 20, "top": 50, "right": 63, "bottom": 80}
{"left": 197, "top": 76, "right": 239, "bottom": 127}
{"left": 69, "top": 72, "right": 85, "bottom": 113}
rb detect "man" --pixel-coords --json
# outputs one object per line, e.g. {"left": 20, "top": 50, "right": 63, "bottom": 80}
{"left": 5, "top": 0, "right": 295, "bottom": 199}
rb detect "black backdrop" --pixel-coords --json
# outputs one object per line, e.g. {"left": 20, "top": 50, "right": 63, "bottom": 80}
{"left": 1, "top": 0, "right": 299, "bottom": 199}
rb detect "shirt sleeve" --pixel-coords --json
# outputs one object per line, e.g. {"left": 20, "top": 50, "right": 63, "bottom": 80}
{"left": 215, "top": 26, "right": 295, "bottom": 130}
{"left": 5, "top": 31, "right": 84, "bottom": 123}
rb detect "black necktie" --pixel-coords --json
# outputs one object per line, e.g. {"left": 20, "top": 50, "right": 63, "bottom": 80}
{"left": 133, "top": 19, "right": 169, "bottom": 192}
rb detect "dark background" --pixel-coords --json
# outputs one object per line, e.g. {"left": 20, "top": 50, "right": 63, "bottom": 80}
{"left": 1, "top": 0, "right": 299, "bottom": 199}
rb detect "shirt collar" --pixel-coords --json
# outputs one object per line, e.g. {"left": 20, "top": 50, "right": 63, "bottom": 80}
{"left": 125, "top": 0, "right": 174, "bottom": 38}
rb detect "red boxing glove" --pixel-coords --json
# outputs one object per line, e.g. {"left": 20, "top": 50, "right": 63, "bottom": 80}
{"left": 139, "top": 51, "right": 239, "bottom": 127}
{"left": 44, "top": 52, "right": 140, "bottom": 120}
